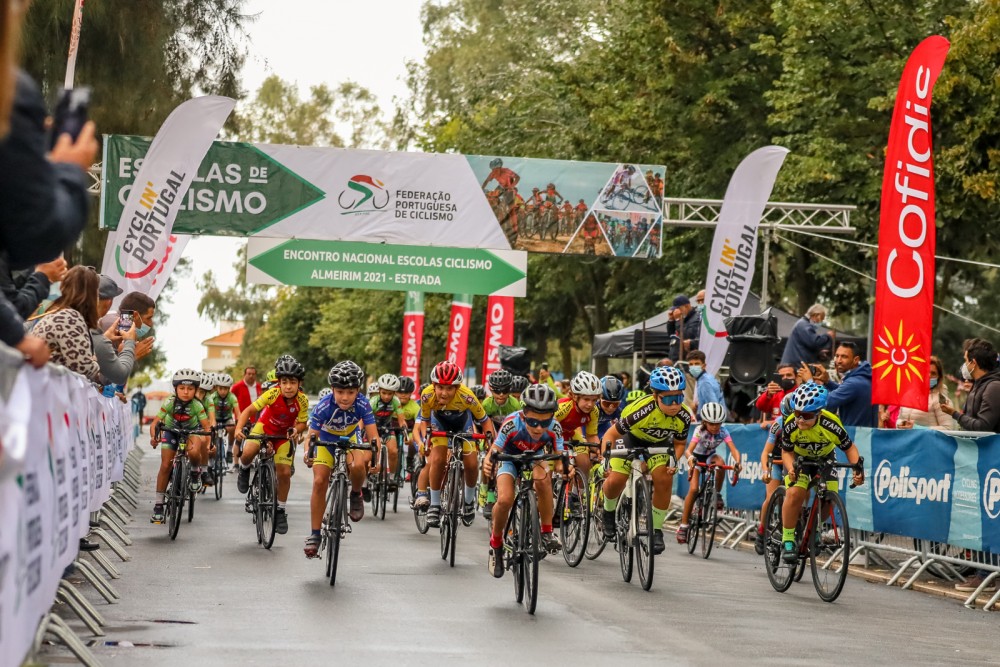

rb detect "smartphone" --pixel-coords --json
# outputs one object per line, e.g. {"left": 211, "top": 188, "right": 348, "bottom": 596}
{"left": 117, "top": 310, "right": 134, "bottom": 333}
{"left": 770, "top": 373, "right": 782, "bottom": 384}
{"left": 541, "top": 362, "right": 549, "bottom": 371}
{"left": 939, "top": 393, "right": 947, "bottom": 405}
{"left": 811, "top": 364, "right": 824, "bottom": 376}
{"left": 48, "top": 87, "right": 91, "bottom": 149}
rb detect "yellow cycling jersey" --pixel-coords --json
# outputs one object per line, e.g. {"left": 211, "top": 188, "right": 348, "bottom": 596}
{"left": 417, "top": 384, "right": 488, "bottom": 424}
{"left": 616, "top": 395, "right": 692, "bottom": 444}
{"left": 780, "top": 409, "right": 852, "bottom": 458}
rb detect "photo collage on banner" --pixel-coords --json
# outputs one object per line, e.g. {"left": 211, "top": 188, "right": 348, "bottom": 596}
{"left": 468, "top": 157, "right": 664, "bottom": 258}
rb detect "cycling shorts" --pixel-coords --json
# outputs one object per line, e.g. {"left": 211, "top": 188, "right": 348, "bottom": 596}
{"left": 608, "top": 434, "right": 674, "bottom": 476}
{"left": 249, "top": 422, "right": 294, "bottom": 467}
{"left": 573, "top": 441, "right": 598, "bottom": 457}
{"left": 427, "top": 413, "right": 476, "bottom": 452}
{"left": 496, "top": 460, "right": 552, "bottom": 480}
{"left": 312, "top": 431, "right": 363, "bottom": 469}
{"left": 160, "top": 430, "right": 203, "bottom": 451}
{"left": 784, "top": 471, "right": 838, "bottom": 492}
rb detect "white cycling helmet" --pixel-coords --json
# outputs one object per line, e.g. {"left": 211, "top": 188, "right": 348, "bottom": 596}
{"left": 318, "top": 387, "right": 333, "bottom": 399}
{"left": 570, "top": 371, "right": 601, "bottom": 396}
{"left": 367, "top": 382, "right": 380, "bottom": 396}
{"left": 172, "top": 368, "right": 201, "bottom": 388}
{"left": 699, "top": 402, "right": 727, "bottom": 424}
{"left": 377, "top": 373, "right": 401, "bottom": 392}
{"left": 199, "top": 372, "right": 215, "bottom": 390}
{"left": 215, "top": 373, "right": 233, "bottom": 388}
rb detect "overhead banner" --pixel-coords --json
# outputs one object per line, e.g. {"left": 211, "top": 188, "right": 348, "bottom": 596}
{"left": 698, "top": 146, "right": 789, "bottom": 374}
{"left": 872, "top": 36, "right": 950, "bottom": 410}
{"left": 100, "top": 135, "right": 665, "bottom": 257}
{"left": 245, "top": 238, "right": 526, "bottom": 297}
{"left": 482, "top": 296, "right": 515, "bottom": 379}
{"left": 100, "top": 97, "right": 235, "bottom": 299}
{"left": 401, "top": 291, "right": 424, "bottom": 391}
{"left": 446, "top": 294, "right": 474, "bottom": 370}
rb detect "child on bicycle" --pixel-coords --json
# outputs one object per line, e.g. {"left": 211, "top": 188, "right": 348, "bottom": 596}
{"left": 554, "top": 371, "right": 602, "bottom": 478}
{"left": 676, "top": 402, "right": 741, "bottom": 544}
{"left": 755, "top": 393, "right": 795, "bottom": 555}
{"left": 371, "top": 373, "right": 408, "bottom": 488}
{"left": 206, "top": 373, "right": 238, "bottom": 466}
{"left": 148, "top": 369, "right": 212, "bottom": 524}
{"left": 478, "top": 369, "right": 524, "bottom": 518}
{"left": 482, "top": 384, "right": 564, "bottom": 577}
{"left": 395, "top": 375, "right": 419, "bottom": 478}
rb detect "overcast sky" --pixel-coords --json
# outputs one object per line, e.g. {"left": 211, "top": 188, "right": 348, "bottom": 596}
{"left": 156, "top": 0, "right": 426, "bottom": 374}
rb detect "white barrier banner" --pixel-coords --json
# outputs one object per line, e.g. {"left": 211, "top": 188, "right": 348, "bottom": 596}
{"left": 0, "top": 473, "right": 18, "bottom": 666}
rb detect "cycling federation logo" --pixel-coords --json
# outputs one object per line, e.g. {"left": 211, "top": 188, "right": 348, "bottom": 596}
{"left": 983, "top": 469, "right": 1000, "bottom": 519}
{"left": 338, "top": 174, "right": 389, "bottom": 214}
{"left": 872, "top": 321, "right": 926, "bottom": 392}
{"left": 873, "top": 460, "right": 951, "bottom": 505}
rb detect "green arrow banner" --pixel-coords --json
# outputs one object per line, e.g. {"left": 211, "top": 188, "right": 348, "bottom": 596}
{"left": 246, "top": 239, "right": 527, "bottom": 297}
{"left": 100, "top": 135, "right": 325, "bottom": 236}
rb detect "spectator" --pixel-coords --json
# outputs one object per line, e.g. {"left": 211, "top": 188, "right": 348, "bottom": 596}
{"left": 780, "top": 303, "right": 833, "bottom": 367}
{"left": 0, "top": 253, "right": 66, "bottom": 317}
{"left": 91, "top": 276, "right": 153, "bottom": 385}
{"left": 132, "top": 386, "right": 147, "bottom": 421}
{"left": 755, "top": 362, "right": 798, "bottom": 425}
{"left": 666, "top": 294, "right": 700, "bottom": 361}
{"left": 232, "top": 365, "right": 262, "bottom": 414}
{"left": 894, "top": 355, "right": 954, "bottom": 430}
{"left": 118, "top": 291, "right": 156, "bottom": 340}
{"left": 800, "top": 341, "right": 877, "bottom": 428}
{"left": 30, "top": 266, "right": 101, "bottom": 380}
{"left": 618, "top": 371, "right": 632, "bottom": 389}
{"left": 536, "top": 363, "right": 564, "bottom": 397}
{"left": 694, "top": 289, "right": 705, "bottom": 311}
{"left": 685, "top": 350, "right": 724, "bottom": 415}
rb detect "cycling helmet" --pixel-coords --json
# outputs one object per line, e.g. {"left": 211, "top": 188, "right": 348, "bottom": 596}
{"left": 779, "top": 393, "right": 796, "bottom": 418}
{"left": 430, "top": 361, "right": 463, "bottom": 386}
{"left": 510, "top": 375, "right": 530, "bottom": 394}
{"left": 368, "top": 382, "right": 380, "bottom": 396}
{"left": 626, "top": 389, "right": 647, "bottom": 404}
{"left": 521, "top": 384, "right": 558, "bottom": 413}
{"left": 699, "top": 402, "right": 727, "bottom": 424}
{"left": 327, "top": 361, "right": 365, "bottom": 389}
{"left": 318, "top": 387, "right": 333, "bottom": 400}
{"left": 546, "top": 182, "right": 555, "bottom": 189}
{"left": 488, "top": 369, "right": 513, "bottom": 393}
{"left": 198, "top": 372, "right": 215, "bottom": 390}
{"left": 600, "top": 375, "right": 625, "bottom": 402}
{"left": 397, "top": 375, "right": 416, "bottom": 395}
{"left": 419, "top": 383, "right": 431, "bottom": 394}
{"left": 274, "top": 357, "right": 305, "bottom": 380}
{"left": 489, "top": 158, "right": 503, "bottom": 169}
{"left": 793, "top": 382, "right": 827, "bottom": 413}
{"left": 215, "top": 373, "right": 233, "bottom": 388}
{"left": 265, "top": 369, "right": 277, "bottom": 382}
{"left": 274, "top": 354, "right": 295, "bottom": 368}
{"left": 648, "top": 366, "right": 686, "bottom": 392}
{"left": 626, "top": 165, "right": 636, "bottom": 173}
{"left": 377, "top": 373, "right": 401, "bottom": 392}
{"left": 570, "top": 371, "right": 601, "bottom": 396}
{"left": 471, "top": 384, "right": 487, "bottom": 401}
{"left": 172, "top": 368, "right": 201, "bottom": 388}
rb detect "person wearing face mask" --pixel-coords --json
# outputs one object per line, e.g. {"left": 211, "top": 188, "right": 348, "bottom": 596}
{"left": 91, "top": 276, "right": 154, "bottom": 386}
{"left": 684, "top": 350, "right": 724, "bottom": 416}
{"left": 940, "top": 338, "right": 1000, "bottom": 433}
{"left": 755, "top": 363, "right": 798, "bottom": 426}
{"left": 780, "top": 303, "right": 833, "bottom": 368}
{"left": 893, "top": 355, "right": 954, "bottom": 430}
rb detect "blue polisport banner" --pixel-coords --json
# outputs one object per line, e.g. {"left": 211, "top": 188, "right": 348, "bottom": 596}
{"left": 869, "top": 429, "right": 956, "bottom": 543}
{"left": 723, "top": 425, "right": 768, "bottom": 511}
{"left": 976, "top": 435, "right": 1000, "bottom": 553}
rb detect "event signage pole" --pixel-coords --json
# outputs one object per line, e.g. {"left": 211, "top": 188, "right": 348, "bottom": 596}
{"left": 481, "top": 296, "right": 514, "bottom": 379}
{"left": 446, "top": 295, "right": 474, "bottom": 370}
{"left": 698, "top": 146, "right": 789, "bottom": 374}
{"left": 871, "top": 36, "right": 950, "bottom": 410}
{"left": 63, "top": 0, "right": 86, "bottom": 89}
{"left": 401, "top": 291, "right": 425, "bottom": 392}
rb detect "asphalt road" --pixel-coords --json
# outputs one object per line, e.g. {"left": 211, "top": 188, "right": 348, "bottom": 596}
{"left": 47, "top": 448, "right": 998, "bottom": 666}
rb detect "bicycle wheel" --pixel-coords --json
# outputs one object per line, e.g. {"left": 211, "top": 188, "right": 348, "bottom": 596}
{"left": 447, "top": 465, "right": 461, "bottom": 567}
{"left": 561, "top": 468, "right": 589, "bottom": 567}
{"left": 323, "top": 482, "right": 336, "bottom": 578}
{"left": 701, "top": 477, "right": 718, "bottom": 560}
{"left": 687, "top": 492, "right": 702, "bottom": 555}
{"left": 258, "top": 462, "right": 277, "bottom": 550}
{"left": 328, "top": 478, "right": 345, "bottom": 587}
{"left": 634, "top": 477, "right": 655, "bottom": 591}
{"left": 411, "top": 460, "right": 429, "bottom": 534}
{"left": 764, "top": 487, "right": 795, "bottom": 593}
{"left": 188, "top": 487, "right": 196, "bottom": 523}
{"left": 811, "top": 491, "right": 851, "bottom": 602}
{"left": 522, "top": 491, "right": 541, "bottom": 614}
{"left": 617, "top": 495, "right": 634, "bottom": 583}
{"left": 585, "top": 481, "right": 607, "bottom": 560}
{"left": 214, "top": 446, "right": 225, "bottom": 500}
{"left": 509, "top": 502, "right": 524, "bottom": 604}
{"left": 251, "top": 468, "right": 263, "bottom": 545}
{"left": 378, "top": 448, "right": 389, "bottom": 521}
{"left": 167, "top": 462, "right": 183, "bottom": 540}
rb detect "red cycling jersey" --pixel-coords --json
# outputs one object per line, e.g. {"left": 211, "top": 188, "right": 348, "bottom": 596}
{"left": 251, "top": 387, "right": 309, "bottom": 437}
{"left": 487, "top": 167, "right": 519, "bottom": 189}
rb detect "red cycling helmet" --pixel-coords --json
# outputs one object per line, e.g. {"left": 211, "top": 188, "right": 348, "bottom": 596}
{"left": 430, "top": 361, "right": 464, "bottom": 386}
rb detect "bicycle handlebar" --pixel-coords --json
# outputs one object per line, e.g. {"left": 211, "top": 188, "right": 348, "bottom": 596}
{"left": 430, "top": 431, "right": 487, "bottom": 440}
{"left": 243, "top": 433, "right": 291, "bottom": 442}
{"left": 493, "top": 451, "right": 564, "bottom": 463}
{"left": 689, "top": 460, "right": 741, "bottom": 485}
{"left": 608, "top": 446, "right": 674, "bottom": 458}
{"left": 157, "top": 427, "right": 212, "bottom": 437}
{"left": 792, "top": 456, "right": 865, "bottom": 488}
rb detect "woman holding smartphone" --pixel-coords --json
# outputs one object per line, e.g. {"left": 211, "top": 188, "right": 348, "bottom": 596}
{"left": 892, "top": 355, "right": 954, "bottom": 430}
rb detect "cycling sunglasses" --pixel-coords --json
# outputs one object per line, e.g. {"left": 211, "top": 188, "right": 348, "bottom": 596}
{"left": 657, "top": 394, "right": 684, "bottom": 406}
{"left": 600, "top": 400, "right": 621, "bottom": 409}
{"left": 524, "top": 416, "right": 553, "bottom": 429}
{"left": 794, "top": 411, "right": 818, "bottom": 421}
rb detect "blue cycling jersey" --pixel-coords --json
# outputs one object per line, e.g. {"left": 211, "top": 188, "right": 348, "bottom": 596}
{"left": 494, "top": 412, "right": 564, "bottom": 454}
{"left": 309, "top": 393, "right": 375, "bottom": 441}
{"left": 597, "top": 404, "right": 622, "bottom": 439}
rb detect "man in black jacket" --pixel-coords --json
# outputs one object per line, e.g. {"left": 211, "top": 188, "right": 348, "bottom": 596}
{"left": 666, "top": 294, "right": 700, "bottom": 361}
{"left": 0, "top": 252, "right": 66, "bottom": 317}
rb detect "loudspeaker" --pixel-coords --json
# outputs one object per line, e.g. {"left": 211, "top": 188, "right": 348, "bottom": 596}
{"left": 725, "top": 310, "right": 780, "bottom": 385}
{"left": 499, "top": 345, "right": 531, "bottom": 375}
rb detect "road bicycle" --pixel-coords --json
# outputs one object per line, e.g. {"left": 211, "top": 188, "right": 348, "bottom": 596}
{"left": 209, "top": 423, "right": 230, "bottom": 500}
{"left": 410, "top": 451, "right": 429, "bottom": 534}
{"left": 157, "top": 427, "right": 211, "bottom": 541}
{"left": 370, "top": 426, "right": 407, "bottom": 519}
{"left": 601, "top": 183, "right": 656, "bottom": 212}
{"left": 686, "top": 460, "right": 739, "bottom": 559}
{"left": 433, "top": 429, "right": 487, "bottom": 567}
{"left": 242, "top": 432, "right": 290, "bottom": 549}
{"left": 553, "top": 450, "right": 591, "bottom": 567}
{"left": 608, "top": 441, "right": 675, "bottom": 591}
{"left": 311, "top": 436, "right": 374, "bottom": 586}
{"left": 584, "top": 460, "right": 609, "bottom": 560}
{"left": 763, "top": 456, "right": 863, "bottom": 602}
{"left": 495, "top": 450, "right": 564, "bottom": 615}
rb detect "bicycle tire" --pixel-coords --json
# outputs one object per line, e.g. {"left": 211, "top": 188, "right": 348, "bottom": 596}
{"left": 687, "top": 493, "right": 701, "bottom": 555}
{"left": 561, "top": 468, "right": 589, "bottom": 568}
{"left": 522, "top": 490, "right": 541, "bottom": 614}
{"left": 328, "top": 477, "right": 345, "bottom": 587}
{"left": 378, "top": 447, "right": 389, "bottom": 521}
{"left": 585, "top": 481, "right": 607, "bottom": 560}
{"left": 167, "top": 460, "right": 184, "bottom": 540}
{"left": 811, "top": 491, "right": 851, "bottom": 603}
{"left": 509, "top": 501, "right": 524, "bottom": 604}
{"left": 324, "top": 482, "right": 336, "bottom": 579}
{"left": 635, "top": 476, "right": 655, "bottom": 591}
{"left": 701, "top": 476, "right": 717, "bottom": 560}
{"left": 259, "top": 462, "right": 277, "bottom": 550}
{"left": 188, "top": 487, "right": 196, "bottom": 523}
{"left": 447, "top": 463, "right": 462, "bottom": 566}
{"left": 251, "top": 468, "right": 263, "bottom": 545}
{"left": 764, "top": 487, "right": 795, "bottom": 593}
{"left": 617, "top": 495, "right": 634, "bottom": 583}
{"left": 214, "top": 445, "right": 225, "bottom": 500}
{"left": 793, "top": 508, "right": 808, "bottom": 582}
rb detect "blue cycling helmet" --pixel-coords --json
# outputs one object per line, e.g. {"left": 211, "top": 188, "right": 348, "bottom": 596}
{"left": 793, "top": 382, "right": 827, "bottom": 413}
{"left": 648, "top": 366, "right": 686, "bottom": 392}
{"left": 600, "top": 375, "right": 625, "bottom": 402}
{"left": 779, "top": 392, "right": 797, "bottom": 417}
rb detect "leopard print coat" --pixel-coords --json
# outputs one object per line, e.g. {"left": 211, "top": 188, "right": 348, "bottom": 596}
{"left": 32, "top": 308, "right": 100, "bottom": 380}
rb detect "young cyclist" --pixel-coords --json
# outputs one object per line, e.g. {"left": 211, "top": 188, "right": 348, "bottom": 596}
{"left": 779, "top": 383, "right": 864, "bottom": 563}
{"left": 148, "top": 369, "right": 212, "bottom": 523}
{"left": 303, "top": 361, "right": 381, "bottom": 557}
{"left": 597, "top": 375, "right": 625, "bottom": 439}
{"left": 371, "top": 373, "right": 407, "bottom": 487}
{"left": 755, "top": 393, "right": 796, "bottom": 555}
{"left": 676, "top": 402, "right": 742, "bottom": 544}
{"left": 412, "top": 361, "right": 496, "bottom": 528}
{"left": 195, "top": 372, "right": 214, "bottom": 406}
{"left": 235, "top": 357, "right": 310, "bottom": 537}
{"left": 509, "top": 375, "right": 529, "bottom": 401}
{"left": 478, "top": 369, "right": 524, "bottom": 517}
{"left": 395, "top": 375, "right": 419, "bottom": 476}
{"left": 206, "top": 373, "right": 238, "bottom": 466}
{"left": 482, "top": 384, "right": 564, "bottom": 577}
{"left": 625, "top": 388, "right": 647, "bottom": 408}
{"left": 600, "top": 366, "right": 692, "bottom": 555}
{"left": 554, "top": 371, "right": 602, "bottom": 477}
